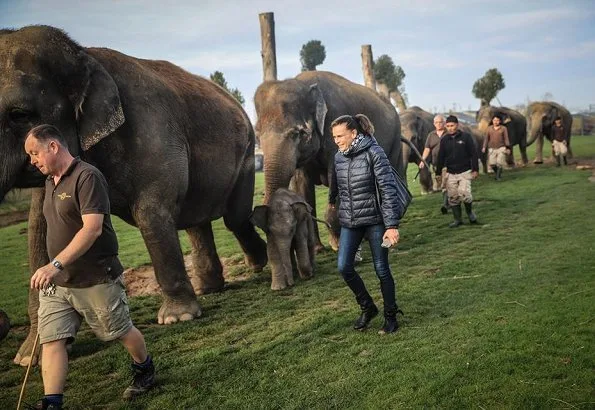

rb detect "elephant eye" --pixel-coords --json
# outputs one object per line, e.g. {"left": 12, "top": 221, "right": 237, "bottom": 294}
{"left": 8, "top": 108, "right": 32, "bottom": 123}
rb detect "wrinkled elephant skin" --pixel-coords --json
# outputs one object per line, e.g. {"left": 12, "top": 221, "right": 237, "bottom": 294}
{"left": 0, "top": 26, "right": 267, "bottom": 366}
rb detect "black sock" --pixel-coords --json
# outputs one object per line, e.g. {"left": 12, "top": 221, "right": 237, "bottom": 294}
{"left": 44, "top": 394, "right": 64, "bottom": 407}
{"left": 133, "top": 355, "right": 152, "bottom": 370}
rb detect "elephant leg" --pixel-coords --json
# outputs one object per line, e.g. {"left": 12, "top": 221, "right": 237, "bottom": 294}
{"left": 534, "top": 136, "right": 544, "bottom": 164}
{"left": 294, "top": 219, "right": 314, "bottom": 279}
{"left": 506, "top": 146, "right": 515, "bottom": 167}
{"left": 266, "top": 237, "right": 294, "bottom": 290}
{"left": 290, "top": 169, "right": 324, "bottom": 253}
{"left": 186, "top": 223, "right": 224, "bottom": 295}
{"left": 224, "top": 167, "right": 268, "bottom": 271}
{"left": 14, "top": 187, "right": 46, "bottom": 367}
{"left": 520, "top": 143, "right": 529, "bottom": 165}
{"left": 134, "top": 205, "right": 200, "bottom": 325}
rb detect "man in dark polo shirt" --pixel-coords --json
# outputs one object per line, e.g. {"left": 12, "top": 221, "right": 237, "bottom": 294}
{"left": 24, "top": 124, "right": 155, "bottom": 409}
{"left": 436, "top": 115, "right": 479, "bottom": 228}
{"left": 419, "top": 114, "right": 449, "bottom": 213}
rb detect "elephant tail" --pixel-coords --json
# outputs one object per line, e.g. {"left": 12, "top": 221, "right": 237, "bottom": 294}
{"left": 401, "top": 137, "right": 430, "bottom": 168}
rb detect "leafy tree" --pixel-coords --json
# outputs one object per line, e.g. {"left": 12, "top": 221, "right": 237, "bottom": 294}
{"left": 373, "top": 54, "right": 407, "bottom": 111}
{"left": 374, "top": 55, "right": 405, "bottom": 92}
{"left": 210, "top": 70, "right": 245, "bottom": 106}
{"left": 300, "top": 40, "right": 326, "bottom": 71}
{"left": 472, "top": 68, "right": 505, "bottom": 107}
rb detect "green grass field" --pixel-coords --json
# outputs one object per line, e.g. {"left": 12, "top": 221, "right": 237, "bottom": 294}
{"left": 1, "top": 137, "right": 594, "bottom": 409}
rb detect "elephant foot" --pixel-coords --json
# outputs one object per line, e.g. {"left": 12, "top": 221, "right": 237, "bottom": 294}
{"left": 244, "top": 253, "right": 267, "bottom": 273}
{"left": 533, "top": 160, "right": 543, "bottom": 164}
{"left": 13, "top": 327, "right": 41, "bottom": 367}
{"left": 271, "top": 281, "right": 291, "bottom": 291}
{"left": 314, "top": 243, "right": 326, "bottom": 254}
{"left": 158, "top": 297, "right": 202, "bottom": 325}
{"left": 191, "top": 275, "right": 224, "bottom": 295}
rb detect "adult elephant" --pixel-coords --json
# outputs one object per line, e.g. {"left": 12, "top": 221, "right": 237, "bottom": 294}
{"left": 254, "top": 71, "right": 404, "bottom": 251}
{"left": 459, "top": 124, "right": 488, "bottom": 174}
{"left": 400, "top": 106, "right": 434, "bottom": 194}
{"left": 526, "top": 102, "right": 573, "bottom": 164}
{"left": 476, "top": 105, "right": 528, "bottom": 167}
{"left": 0, "top": 26, "right": 267, "bottom": 366}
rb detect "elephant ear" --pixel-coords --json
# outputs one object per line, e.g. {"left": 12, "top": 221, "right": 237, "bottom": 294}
{"left": 49, "top": 45, "right": 124, "bottom": 151}
{"left": 291, "top": 202, "right": 312, "bottom": 220}
{"left": 250, "top": 205, "right": 270, "bottom": 233}
{"left": 309, "top": 84, "right": 328, "bottom": 136}
{"left": 68, "top": 51, "right": 125, "bottom": 151}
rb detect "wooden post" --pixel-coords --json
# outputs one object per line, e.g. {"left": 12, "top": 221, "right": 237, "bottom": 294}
{"left": 361, "top": 45, "right": 376, "bottom": 90}
{"left": 259, "top": 12, "right": 278, "bottom": 81}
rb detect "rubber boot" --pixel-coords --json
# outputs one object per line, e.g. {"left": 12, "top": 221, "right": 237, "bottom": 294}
{"left": 556, "top": 155, "right": 561, "bottom": 167}
{"left": 449, "top": 204, "right": 463, "bottom": 228}
{"left": 464, "top": 202, "right": 477, "bottom": 224}
{"left": 495, "top": 166, "right": 502, "bottom": 181}
{"left": 563, "top": 156, "right": 567, "bottom": 165}
{"left": 491, "top": 165, "right": 498, "bottom": 178}
{"left": 440, "top": 191, "right": 449, "bottom": 215}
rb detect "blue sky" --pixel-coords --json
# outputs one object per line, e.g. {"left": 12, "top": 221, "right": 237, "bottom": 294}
{"left": 2, "top": 0, "right": 594, "bottom": 120}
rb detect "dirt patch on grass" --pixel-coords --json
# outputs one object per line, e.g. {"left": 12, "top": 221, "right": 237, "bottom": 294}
{"left": 123, "top": 254, "right": 259, "bottom": 297}
{"left": 0, "top": 210, "right": 28, "bottom": 228}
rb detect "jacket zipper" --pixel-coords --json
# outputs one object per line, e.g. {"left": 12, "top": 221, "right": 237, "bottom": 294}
{"left": 348, "top": 157, "right": 354, "bottom": 225}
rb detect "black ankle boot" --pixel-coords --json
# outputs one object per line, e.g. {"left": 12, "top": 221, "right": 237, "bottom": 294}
{"left": 464, "top": 202, "right": 477, "bottom": 224}
{"left": 354, "top": 303, "right": 378, "bottom": 330}
{"left": 378, "top": 308, "right": 403, "bottom": 334}
{"left": 449, "top": 204, "right": 463, "bottom": 228}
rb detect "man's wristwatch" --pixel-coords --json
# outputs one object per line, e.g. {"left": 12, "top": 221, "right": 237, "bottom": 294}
{"left": 51, "top": 259, "right": 64, "bottom": 271}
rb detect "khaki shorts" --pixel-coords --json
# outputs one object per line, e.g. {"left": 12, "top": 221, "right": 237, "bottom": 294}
{"left": 552, "top": 140, "right": 568, "bottom": 156}
{"left": 38, "top": 276, "right": 133, "bottom": 344}
{"left": 488, "top": 146, "right": 508, "bottom": 167}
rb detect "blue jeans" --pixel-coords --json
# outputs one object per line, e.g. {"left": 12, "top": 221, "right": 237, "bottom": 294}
{"left": 337, "top": 224, "right": 397, "bottom": 313}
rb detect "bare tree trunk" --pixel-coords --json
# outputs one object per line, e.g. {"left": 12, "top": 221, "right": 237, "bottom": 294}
{"left": 390, "top": 90, "right": 407, "bottom": 112}
{"left": 259, "top": 12, "right": 277, "bottom": 81}
{"left": 361, "top": 45, "right": 376, "bottom": 90}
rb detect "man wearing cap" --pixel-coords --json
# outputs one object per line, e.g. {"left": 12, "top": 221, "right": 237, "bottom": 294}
{"left": 436, "top": 115, "right": 479, "bottom": 227}
{"left": 481, "top": 114, "right": 511, "bottom": 180}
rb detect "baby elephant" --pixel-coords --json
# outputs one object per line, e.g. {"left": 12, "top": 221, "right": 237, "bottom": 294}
{"left": 251, "top": 189, "right": 317, "bottom": 290}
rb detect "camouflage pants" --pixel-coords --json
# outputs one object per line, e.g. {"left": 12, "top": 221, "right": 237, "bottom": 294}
{"left": 488, "top": 147, "right": 508, "bottom": 167}
{"left": 445, "top": 170, "right": 473, "bottom": 206}
{"left": 552, "top": 140, "right": 568, "bottom": 156}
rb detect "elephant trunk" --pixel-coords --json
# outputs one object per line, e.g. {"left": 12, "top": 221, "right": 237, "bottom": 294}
{"left": 263, "top": 156, "right": 297, "bottom": 204}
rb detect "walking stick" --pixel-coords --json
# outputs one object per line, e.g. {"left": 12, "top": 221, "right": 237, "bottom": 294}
{"left": 17, "top": 331, "right": 40, "bottom": 410}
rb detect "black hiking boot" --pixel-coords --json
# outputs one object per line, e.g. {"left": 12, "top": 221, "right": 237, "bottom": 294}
{"left": 464, "top": 202, "right": 477, "bottom": 224}
{"left": 29, "top": 399, "right": 62, "bottom": 410}
{"left": 449, "top": 204, "right": 463, "bottom": 228}
{"left": 123, "top": 358, "right": 156, "bottom": 400}
{"left": 354, "top": 303, "right": 379, "bottom": 330}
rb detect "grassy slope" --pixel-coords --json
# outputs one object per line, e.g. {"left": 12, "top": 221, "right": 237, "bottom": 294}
{"left": 0, "top": 137, "right": 593, "bottom": 409}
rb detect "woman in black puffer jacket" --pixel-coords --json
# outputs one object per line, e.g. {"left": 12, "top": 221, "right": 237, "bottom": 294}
{"left": 330, "top": 114, "right": 403, "bottom": 334}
